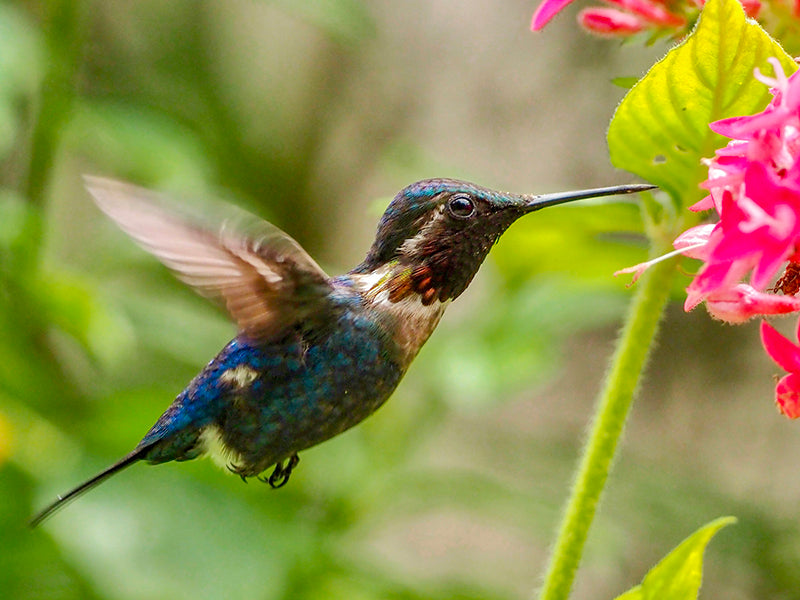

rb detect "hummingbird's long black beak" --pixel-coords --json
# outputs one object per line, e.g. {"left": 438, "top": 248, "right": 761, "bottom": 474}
{"left": 523, "top": 183, "right": 657, "bottom": 213}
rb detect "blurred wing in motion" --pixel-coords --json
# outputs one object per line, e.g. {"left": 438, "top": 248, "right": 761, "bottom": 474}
{"left": 85, "top": 176, "right": 336, "bottom": 342}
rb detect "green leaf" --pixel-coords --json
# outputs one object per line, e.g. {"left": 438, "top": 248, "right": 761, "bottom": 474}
{"left": 607, "top": 0, "right": 796, "bottom": 208}
{"left": 613, "top": 516, "right": 736, "bottom": 600}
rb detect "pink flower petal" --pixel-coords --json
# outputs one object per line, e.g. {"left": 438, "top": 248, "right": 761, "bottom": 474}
{"left": 761, "top": 320, "right": 800, "bottom": 373}
{"left": 673, "top": 224, "right": 713, "bottom": 258}
{"left": 684, "top": 288, "right": 704, "bottom": 312}
{"left": 699, "top": 168, "right": 746, "bottom": 192}
{"left": 711, "top": 109, "right": 789, "bottom": 139}
{"left": 578, "top": 8, "right": 645, "bottom": 34}
{"left": 784, "top": 70, "right": 800, "bottom": 112}
{"left": 740, "top": 0, "right": 762, "bottom": 17}
{"left": 710, "top": 115, "right": 759, "bottom": 138}
{"left": 688, "top": 257, "right": 752, "bottom": 303}
{"left": 689, "top": 195, "right": 716, "bottom": 212}
{"left": 705, "top": 285, "right": 800, "bottom": 323}
{"left": 776, "top": 373, "right": 800, "bottom": 418}
{"left": 601, "top": 0, "right": 685, "bottom": 26}
{"left": 531, "top": 0, "right": 576, "bottom": 30}
{"left": 713, "top": 140, "right": 750, "bottom": 158}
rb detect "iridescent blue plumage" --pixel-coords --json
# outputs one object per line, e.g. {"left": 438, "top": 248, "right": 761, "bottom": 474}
{"left": 139, "top": 282, "right": 403, "bottom": 475}
{"left": 30, "top": 176, "right": 654, "bottom": 525}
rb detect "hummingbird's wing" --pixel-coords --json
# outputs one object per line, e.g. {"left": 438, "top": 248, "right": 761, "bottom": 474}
{"left": 85, "top": 176, "right": 336, "bottom": 342}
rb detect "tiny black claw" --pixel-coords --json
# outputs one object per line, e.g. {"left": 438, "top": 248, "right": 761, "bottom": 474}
{"left": 227, "top": 463, "right": 249, "bottom": 483}
{"left": 263, "top": 453, "right": 300, "bottom": 489}
{"left": 267, "top": 462, "right": 288, "bottom": 488}
{"left": 286, "top": 453, "right": 299, "bottom": 471}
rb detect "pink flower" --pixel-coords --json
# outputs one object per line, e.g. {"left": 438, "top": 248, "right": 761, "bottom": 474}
{"left": 615, "top": 58, "right": 800, "bottom": 418}
{"left": 532, "top": 0, "right": 691, "bottom": 36}
{"left": 531, "top": 0, "right": 758, "bottom": 38}
{"left": 686, "top": 59, "right": 800, "bottom": 311}
{"left": 688, "top": 162, "right": 800, "bottom": 301}
{"left": 618, "top": 59, "right": 800, "bottom": 326}
{"left": 761, "top": 321, "right": 800, "bottom": 418}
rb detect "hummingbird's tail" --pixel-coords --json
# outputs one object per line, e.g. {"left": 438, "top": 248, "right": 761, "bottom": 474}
{"left": 29, "top": 445, "right": 150, "bottom": 527}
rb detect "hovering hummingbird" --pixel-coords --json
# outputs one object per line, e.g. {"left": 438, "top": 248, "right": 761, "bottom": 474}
{"left": 31, "top": 176, "right": 654, "bottom": 525}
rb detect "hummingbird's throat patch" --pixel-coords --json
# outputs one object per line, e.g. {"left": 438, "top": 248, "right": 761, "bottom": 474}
{"left": 385, "top": 265, "right": 440, "bottom": 305}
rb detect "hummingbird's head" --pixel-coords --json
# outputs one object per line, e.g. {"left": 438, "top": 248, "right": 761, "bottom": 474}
{"left": 354, "top": 178, "right": 654, "bottom": 305}
{"left": 356, "top": 179, "right": 544, "bottom": 303}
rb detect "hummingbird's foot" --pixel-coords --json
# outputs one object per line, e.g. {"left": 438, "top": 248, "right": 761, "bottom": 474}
{"left": 227, "top": 463, "right": 249, "bottom": 483}
{"left": 260, "top": 453, "right": 300, "bottom": 489}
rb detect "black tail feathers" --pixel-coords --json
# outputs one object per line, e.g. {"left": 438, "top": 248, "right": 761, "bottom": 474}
{"left": 30, "top": 446, "right": 149, "bottom": 527}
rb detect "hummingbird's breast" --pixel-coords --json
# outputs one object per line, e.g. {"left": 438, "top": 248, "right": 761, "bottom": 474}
{"left": 343, "top": 268, "right": 449, "bottom": 368}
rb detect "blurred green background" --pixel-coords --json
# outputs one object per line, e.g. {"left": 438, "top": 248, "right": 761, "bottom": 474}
{"left": 2, "top": 1, "right": 800, "bottom": 599}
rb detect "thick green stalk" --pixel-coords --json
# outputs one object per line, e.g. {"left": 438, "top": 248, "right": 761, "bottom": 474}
{"left": 536, "top": 254, "right": 678, "bottom": 600}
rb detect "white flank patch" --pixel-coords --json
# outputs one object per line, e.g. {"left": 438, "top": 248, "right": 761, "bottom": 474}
{"left": 200, "top": 424, "right": 246, "bottom": 471}
{"left": 219, "top": 364, "right": 259, "bottom": 388}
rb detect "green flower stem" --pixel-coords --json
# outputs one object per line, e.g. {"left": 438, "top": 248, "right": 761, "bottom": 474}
{"left": 536, "top": 253, "right": 678, "bottom": 600}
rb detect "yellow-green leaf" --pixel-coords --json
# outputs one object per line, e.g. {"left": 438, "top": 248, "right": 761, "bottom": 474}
{"left": 613, "top": 516, "right": 736, "bottom": 600}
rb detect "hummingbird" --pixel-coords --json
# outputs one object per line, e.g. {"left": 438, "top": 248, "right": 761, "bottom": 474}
{"left": 31, "top": 176, "right": 654, "bottom": 526}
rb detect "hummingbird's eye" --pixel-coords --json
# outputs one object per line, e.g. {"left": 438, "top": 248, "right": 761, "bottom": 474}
{"left": 447, "top": 195, "right": 475, "bottom": 219}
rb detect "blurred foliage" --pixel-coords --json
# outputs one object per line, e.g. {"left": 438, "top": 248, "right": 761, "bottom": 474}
{"left": 1, "top": 2, "right": 799, "bottom": 600}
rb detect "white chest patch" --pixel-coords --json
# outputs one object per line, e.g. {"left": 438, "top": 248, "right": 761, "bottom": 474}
{"left": 375, "top": 294, "right": 448, "bottom": 365}
{"left": 351, "top": 267, "right": 448, "bottom": 365}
